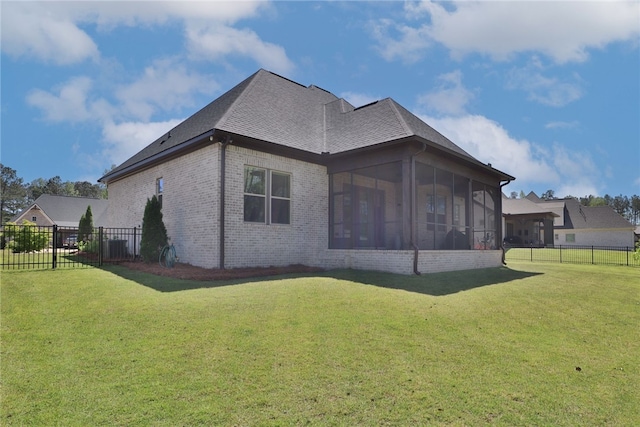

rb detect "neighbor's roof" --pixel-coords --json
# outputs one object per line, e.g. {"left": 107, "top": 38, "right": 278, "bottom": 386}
{"left": 502, "top": 196, "right": 559, "bottom": 217}
{"left": 101, "top": 69, "right": 511, "bottom": 182}
{"left": 553, "top": 198, "right": 634, "bottom": 230}
{"left": 11, "top": 195, "right": 108, "bottom": 228}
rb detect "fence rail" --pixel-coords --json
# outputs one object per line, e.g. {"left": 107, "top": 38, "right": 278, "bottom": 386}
{"left": 504, "top": 244, "right": 640, "bottom": 267}
{"left": 1, "top": 224, "right": 140, "bottom": 270}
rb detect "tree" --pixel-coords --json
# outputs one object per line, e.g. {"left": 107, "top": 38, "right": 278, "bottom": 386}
{"left": 509, "top": 191, "right": 518, "bottom": 199}
{"left": 611, "top": 194, "right": 630, "bottom": 218}
{"left": 3, "top": 220, "right": 49, "bottom": 252}
{"left": 140, "top": 195, "right": 168, "bottom": 263}
{"left": 630, "top": 195, "right": 640, "bottom": 225}
{"left": 74, "top": 181, "right": 102, "bottom": 198}
{"left": 541, "top": 189, "right": 555, "bottom": 200}
{"left": 78, "top": 205, "right": 94, "bottom": 242}
{"left": 0, "top": 164, "right": 28, "bottom": 225}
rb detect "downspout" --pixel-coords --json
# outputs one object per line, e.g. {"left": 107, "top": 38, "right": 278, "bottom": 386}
{"left": 410, "top": 142, "right": 428, "bottom": 275}
{"left": 499, "top": 178, "right": 513, "bottom": 265}
{"left": 219, "top": 135, "right": 232, "bottom": 269}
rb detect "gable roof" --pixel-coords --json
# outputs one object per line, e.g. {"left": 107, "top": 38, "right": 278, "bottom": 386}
{"left": 552, "top": 198, "right": 634, "bottom": 230}
{"left": 11, "top": 195, "right": 109, "bottom": 228}
{"left": 101, "top": 69, "right": 511, "bottom": 183}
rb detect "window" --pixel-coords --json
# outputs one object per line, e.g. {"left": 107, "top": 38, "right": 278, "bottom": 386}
{"left": 244, "top": 166, "right": 290, "bottom": 224}
{"left": 566, "top": 233, "right": 575, "bottom": 243}
{"left": 156, "top": 177, "right": 164, "bottom": 208}
{"left": 31, "top": 216, "right": 37, "bottom": 222}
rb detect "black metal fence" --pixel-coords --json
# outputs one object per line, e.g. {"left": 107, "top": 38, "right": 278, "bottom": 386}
{"left": 504, "top": 244, "right": 640, "bottom": 267}
{"left": 1, "top": 224, "right": 140, "bottom": 270}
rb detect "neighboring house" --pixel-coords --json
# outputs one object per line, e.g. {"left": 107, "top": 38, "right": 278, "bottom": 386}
{"left": 100, "top": 69, "right": 515, "bottom": 274}
{"left": 10, "top": 194, "right": 108, "bottom": 246}
{"left": 502, "top": 194, "right": 559, "bottom": 246}
{"left": 502, "top": 192, "right": 635, "bottom": 248}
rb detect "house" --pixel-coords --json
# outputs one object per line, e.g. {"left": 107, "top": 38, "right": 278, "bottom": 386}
{"left": 10, "top": 194, "right": 109, "bottom": 247}
{"left": 11, "top": 194, "right": 108, "bottom": 227}
{"left": 99, "top": 69, "right": 515, "bottom": 274}
{"left": 502, "top": 192, "right": 635, "bottom": 248}
{"left": 502, "top": 194, "right": 559, "bottom": 246}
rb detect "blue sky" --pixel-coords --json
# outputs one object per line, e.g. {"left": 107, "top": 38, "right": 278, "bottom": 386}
{"left": 2, "top": 1, "right": 639, "bottom": 198}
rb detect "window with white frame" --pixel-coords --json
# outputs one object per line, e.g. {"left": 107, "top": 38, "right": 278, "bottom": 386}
{"left": 156, "top": 177, "right": 164, "bottom": 208}
{"left": 244, "top": 166, "right": 290, "bottom": 224}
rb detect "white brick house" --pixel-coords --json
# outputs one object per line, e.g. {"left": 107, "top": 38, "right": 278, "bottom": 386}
{"left": 101, "top": 70, "right": 514, "bottom": 274}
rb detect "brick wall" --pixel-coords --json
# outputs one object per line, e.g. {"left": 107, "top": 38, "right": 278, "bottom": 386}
{"left": 106, "top": 144, "right": 220, "bottom": 267}
{"left": 321, "top": 249, "right": 502, "bottom": 275}
{"left": 223, "top": 145, "right": 329, "bottom": 268}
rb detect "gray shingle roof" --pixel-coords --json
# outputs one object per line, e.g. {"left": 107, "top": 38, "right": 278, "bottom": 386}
{"left": 102, "top": 69, "right": 504, "bottom": 182}
{"left": 12, "top": 195, "right": 108, "bottom": 227}
{"left": 556, "top": 198, "right": 634, "bottom": 230}
{"left": 502, "top": 196, "right": 559, "bottom": 217}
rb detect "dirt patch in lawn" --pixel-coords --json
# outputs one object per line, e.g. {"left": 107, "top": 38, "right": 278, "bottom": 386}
{"left": 119, "top": 261, "right": 324, "bottom": 281}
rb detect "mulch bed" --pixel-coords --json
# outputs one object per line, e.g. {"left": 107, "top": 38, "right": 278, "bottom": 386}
{"left": 118, "top": 261, "right": 324, "bottom": 281}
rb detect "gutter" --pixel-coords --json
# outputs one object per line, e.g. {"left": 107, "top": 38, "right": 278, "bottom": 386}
{"left": 499, "top": 178, "right": 514, "bottom": 265}
{"left": 410, "top": 142, "right": 428, "bottom": 275}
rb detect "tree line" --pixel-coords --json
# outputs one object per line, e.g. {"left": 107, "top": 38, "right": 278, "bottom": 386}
{"left": 509, "top": 189, "right": 640, "bottom": 225}
{"left": 0, "top": 163, "right": 110, "bottom": 225}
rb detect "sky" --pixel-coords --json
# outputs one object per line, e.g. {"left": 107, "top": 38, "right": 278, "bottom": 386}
{"left": 1, "top": 0, "right": 639, "bottom": 198}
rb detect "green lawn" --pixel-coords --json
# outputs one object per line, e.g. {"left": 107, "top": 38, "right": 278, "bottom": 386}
{"left": 2, "top": 263, "right": 638, "bottom": 426}
{"left": 505, "top": 246, "right": 640, "bottom": 267}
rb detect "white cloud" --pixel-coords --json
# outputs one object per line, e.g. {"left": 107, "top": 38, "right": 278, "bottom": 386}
{"left": 185, "top": 25, "right": 295, "bottom": 74}
{"left": 1, "top": 1, "right": 287, "bottom": 71}
{"left": 380, "top": 1, "right": 640, "bottom": 64}
{"left": 116, "top": 59, "right": 218, "bottom": 121}
{"left": 417, "top": 70, "right": 474, "bottom": 116}
{"left": 545, "top": 121, "right": 580, "bottom": 130}
{"left": 339, "top": 92, "right": 379, "bottom": 108}
{"left": 422, "top": 114, "right": 558, "bottom": 183}
{"left": 419, "top": 113, "right": 606, "bottom": 196}
{"left": 553, "top": 144, "right": 601, "bottom": 197}
{"left": 507, "top": 64, "right": 583, "bottom": 107}
{"left": 101, "top": 119, "right": 183, "bottom": 165}
{"left": 1, "top": 2, "right": 99, "bottom": 65}
{"left": 26, "top": 77, "right": 94, "bottom": 122}
{"left": 368, "top": 18, "right": 431, "bottom": 63}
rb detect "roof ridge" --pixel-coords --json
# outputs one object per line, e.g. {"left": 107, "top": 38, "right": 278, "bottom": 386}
{"left": 216, "top": 69, "right": 265, "bottom": 129}
{"left": 385, "top": 98, "right": 412, "bottom": 136}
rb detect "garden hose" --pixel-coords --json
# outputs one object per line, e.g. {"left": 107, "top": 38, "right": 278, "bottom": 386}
{"left": 159, "top": 244, "right": 177, "bottom": 268}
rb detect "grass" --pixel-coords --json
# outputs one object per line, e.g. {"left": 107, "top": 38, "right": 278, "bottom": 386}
{"left": 2, "top": 263, "right": 639, "bottom": 426}
{"left": 505, "top": 246, "right": 640, "bottom": 267}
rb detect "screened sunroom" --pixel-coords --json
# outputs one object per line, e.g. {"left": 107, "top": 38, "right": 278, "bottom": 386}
{"left": 328, "top": 144, "right": 506, "bottom": 252}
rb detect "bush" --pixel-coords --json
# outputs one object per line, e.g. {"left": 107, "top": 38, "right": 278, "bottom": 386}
{"left": 78, "top": 205, "right": 94, "bottom": 242}
{"left": 4, "top": 220, "right": 49, "bottom": 253}
{"left": 78, "top": 239, "right": 102, "bottom": 254}
{"left": 140, "top": 195, "right": 168, "bottom": 263}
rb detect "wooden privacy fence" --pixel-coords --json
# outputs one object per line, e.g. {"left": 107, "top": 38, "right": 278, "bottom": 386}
{"left": 1, "top": 225, "right": 140, "bottom": 270}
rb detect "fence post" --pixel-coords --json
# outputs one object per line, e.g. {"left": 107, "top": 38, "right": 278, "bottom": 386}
{"left": 559, "top": 245, "right": 562, "bottom": 264}
{"left": 52, "top": 225, "right": 57, "bottom": 269}
{"left": 133, "top": 226, "right": 137, "bottom": 259}
{"left": 627, "top": 247, "right": 629, "bottom": 266}
{"left": 98, "top": 227, "right": 104, "bottom": 267}
{"left": 592, "top": 246, "right": 595, "bottom": 264}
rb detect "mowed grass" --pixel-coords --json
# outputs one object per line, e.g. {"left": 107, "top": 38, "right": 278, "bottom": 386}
{"left": 1, "top": 263, "right": 638, "bottom": 426}
{"left": 505, "top": 246, "right": 640, "bottom": 267}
